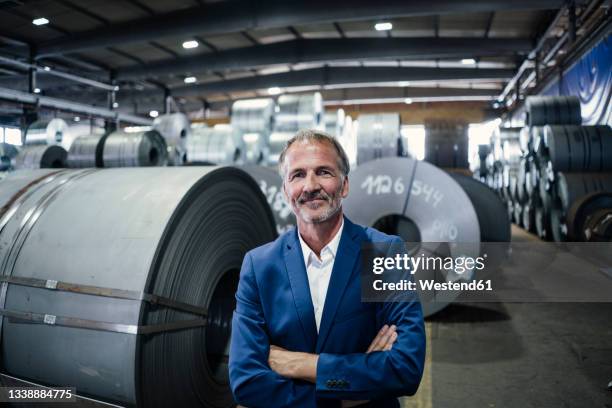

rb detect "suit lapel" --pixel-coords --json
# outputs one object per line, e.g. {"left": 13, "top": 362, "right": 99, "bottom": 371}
{"left": 316, "top": 218, "right": 361, "bottom": 352}
{"left": 283, "top": 229, "right": 318, "bottom": 351}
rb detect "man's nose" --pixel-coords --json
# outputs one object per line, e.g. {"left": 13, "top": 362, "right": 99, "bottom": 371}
{"left": 303, "top": 171, "right": 320, "bottom": 192}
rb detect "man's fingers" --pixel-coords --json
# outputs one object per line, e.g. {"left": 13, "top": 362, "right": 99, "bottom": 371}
{"left": 383, "top": 331, "right": 398, "bottom": 351}
{"left": 367, "top": 325, "right": 388, "bottom": 353}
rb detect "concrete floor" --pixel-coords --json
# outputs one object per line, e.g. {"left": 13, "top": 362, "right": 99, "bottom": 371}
{"left": 402, "top": 226, "right": 612, "bottom": 408}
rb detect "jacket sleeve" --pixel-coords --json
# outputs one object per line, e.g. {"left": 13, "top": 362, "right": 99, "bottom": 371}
{"left": 315, "top": 238, "right": 426, "bottom": 400}
{"left": 229, "top": 252, "right": 316, "bottom": 408}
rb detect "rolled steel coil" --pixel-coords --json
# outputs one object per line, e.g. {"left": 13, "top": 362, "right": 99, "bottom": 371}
{"left": 240, "top": 165, "right": 296, "bottom": 235}
{"left": 24, "top": 118, "right": 68, "bottom": 146}
{"left": 357, "top": 113, "right": 401, "bottom": 165}
{"left": 566, "top": 192, "right": 612, "bottom": 241}
{"left": 231, "top": 99, "right": 275, "bottom": 165}
{"left": 424, "top": 122, "right": 469, "bottom": 169}
{"left": 324, "top": 109, "right": 345, "bottom": 138}
{"left": 543, "top": 125, "right": 612, "bottom": 172}
{"left": 267, "top": 131, "right": 295, "bottom": 165}
{"left": 343, "top": 157, "right": 480, "bottom": 316}
{"left": 0, "top": 143, "right": 19, "bottom": 171}
{"left": 521, "top": 201, "right": 536, "bottom": 233}
{"left": 513, "top": 201, "right": 523, "bottom": 225}
{"left": 102, "top": 130, "right": 168, "bottom": 168}
{"left": 67, "top": 133, "right": 107, "bottom": 168}
{"left": 516, "top": 157, "right": 529, "bottom": 204}
{"left": 14, "top": 145, "right": 67, "bottom": 169}
{"left": 0, "top": 167, "right": 276, "bottom": 407}
{"left": 187, "top": 126, "right": 244, "bottom": 165}
{"left": 272, "top": 93, "right": 323, "bottom": 133}
{"left": 153, "top": 113, "right": 191, "bottom": 165}
{"left": 535, "top": 200, "right": 554, "bottom": 240}
{"left": 526, "top": 96, "right": 582, "bottom": 126}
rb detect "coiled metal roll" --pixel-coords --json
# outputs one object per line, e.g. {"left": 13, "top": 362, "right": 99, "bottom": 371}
{"left": 356, "top": 113, "right": 401, "bottom": 165}
{"left": 344, "top": 157, "right": 480, "bottom": 316}
{"left": 324, "top": 109, "right": 345, "bottom": 138}
{"left": 14, "top": 145, "right": 67, "bottom": 169}
{"left": 240, "top": 165, "right": 296, "bottom": 235}
{"left": 526, "top": 96, "right": 582, "bottom": 126}
{"left": 187, "top": 126, "right": 244, "bottom": 165}
{"left": 153, "top": 113, "right": 191, "bottom": 165}
{"left": 424, "top": 122, "right": 469, "bottom": 169}
{"left": 543, "top": 125, "right": 612, "bottom": 172}
{"left": 231, "top": 99, "right": 275, "bottom": 165}
{"left": 566, "top": 192, "right": 612, "bottom": 241}
{"left": 0, "top": 167, "right": 276, "bottom": 407}
{"left": 273, "top": 93, "right": 323, "bottom": 132}
{"left": 102, "top": 130, "right": 168, "bottom": 167}
{"left": 24, "top": 118, "right": 68, "bottom": 146}
{"left": 67, "top": 133, "right": 107, "bottom": 168}
{"left": 0, "top": 143, "right": 19, "bottom": 171}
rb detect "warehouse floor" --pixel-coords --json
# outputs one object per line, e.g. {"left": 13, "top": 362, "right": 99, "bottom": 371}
{"left": 402, "top": 226, "right": 612, "bottom": 408}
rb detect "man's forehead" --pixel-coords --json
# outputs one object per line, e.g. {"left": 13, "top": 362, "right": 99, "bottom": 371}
{"left": 286, "top": 139, "right": 336, "bottom": 159}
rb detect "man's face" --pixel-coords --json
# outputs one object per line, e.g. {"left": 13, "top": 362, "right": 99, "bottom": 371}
{"left": 282, "top": 140, "right": 349, "bottom": 224}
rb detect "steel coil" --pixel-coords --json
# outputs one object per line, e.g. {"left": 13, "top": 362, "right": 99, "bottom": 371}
{"left": 187, "top": 125, "right": 244, "bottom": 165}
{"left": 153, "top": 113, "right": 191, "bottom": 165}
{"left": 566, "top": 192, "right": 612, "bottom": 241}
{"left": 356, "top": 113, "right": 401, "bottom": 165}
{"left": 14, "top": 145, "right": 67, "bottom": 169}
{"left": 424, "top": 122, "right": 469, "bottom": 169}
{"left": 102, "top": 130, "right": 168, "bottom": 168}
{"left": 526, "top": 96, "right": 582, "bottom": 126}
{"left": 240, "top": 165, "right": 296, "bottom": 235}
{"left": 543, "top": 125, "right": 612, "bottom": 172}
{"left": 343, "top": 157, "right": 480, "bottom": 316}
{"left": 0, "top": 143, "right": 19, "bottom": 171}
{"left": 67, "top": 133, "right": 107, "bottom": 168}
{"left": 24, "top": 119, "right": 69, "bottom": 146}
{"left": 231, "top": 99, "right": 275, "bottom": 165}
{"left": 324, "top": 109, "right": 345, "bottom": 138}
{"left": 272, "top": 93, "right": 323, "bottom": 133}
{"left": 0, "top": 167, "right": 276, "bottom": 407}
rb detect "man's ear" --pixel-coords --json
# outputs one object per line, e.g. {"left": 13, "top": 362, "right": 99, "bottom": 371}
{"left": 341, "top": 175, "right": 349, "bottom": 198}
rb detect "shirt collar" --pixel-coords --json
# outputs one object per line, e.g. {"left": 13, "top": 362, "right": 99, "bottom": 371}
{"left": 298, "top": 218, "right": 344, "bottom": 266}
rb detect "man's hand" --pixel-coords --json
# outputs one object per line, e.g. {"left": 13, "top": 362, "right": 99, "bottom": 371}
{"left": 268, "top": 345, "right": 318, "bottom": 383}
{"left": 366, "top": 324, "right": 397, "bottom": 353}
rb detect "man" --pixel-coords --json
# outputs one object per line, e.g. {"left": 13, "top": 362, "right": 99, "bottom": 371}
{"left": 229, "top": 130, "right": 425, "bottom": 407}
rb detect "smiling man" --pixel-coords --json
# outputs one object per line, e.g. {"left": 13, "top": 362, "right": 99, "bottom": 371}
{"left": 229, "top": 129, "right": 425, "bottom": 407}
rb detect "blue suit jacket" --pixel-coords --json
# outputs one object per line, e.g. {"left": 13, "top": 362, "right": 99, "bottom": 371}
{"left": 229, "top": 217, "right": 425, "bottom": 407}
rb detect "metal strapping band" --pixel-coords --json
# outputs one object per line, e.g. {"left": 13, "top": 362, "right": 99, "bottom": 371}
{"left": 0, "top": 276, "right": 208, "bottom": 317}
{"left": 0, "top": 308, "right": 207, "bottom": 335}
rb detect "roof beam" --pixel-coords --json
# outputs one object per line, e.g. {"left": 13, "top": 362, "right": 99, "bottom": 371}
{"left": 34, "top": 0, "right": 565, "bottom": 57}
{"left": 115, "top": 37, "right": 530, "bottom": 80}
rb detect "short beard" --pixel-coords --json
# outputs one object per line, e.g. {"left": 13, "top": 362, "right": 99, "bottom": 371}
{"left": 294, "top": 182, "right": 344, "bottom": 224}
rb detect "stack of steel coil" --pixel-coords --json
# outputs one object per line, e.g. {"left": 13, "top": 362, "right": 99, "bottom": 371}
{"left": 14, "top": 145, "right": 67, "bottom": 169}
{"left": 187, "top": 125, "right": 245, "bottom": 165}
{"left": 0, "top": 167, "right": 276, "bottom": 407}
{"left": 268, "top": 93, "right": 323, "bottom": 165}
{"left": 356, "top": 113, "right": 402, "bottom": 165}
{"left": 230, "top": 98, "right": 275, "bottom": 165}
{"left": 67, "top": 133, "right": 107, "bottom": 168}
{"left": 23, "top": 118, "right": 68, "bottom": 146}
{"left": 424, "top": 121, "right": 469, "bottom": 169}
{"left": 153, "top": 113, "right": 191, "bottom": 165}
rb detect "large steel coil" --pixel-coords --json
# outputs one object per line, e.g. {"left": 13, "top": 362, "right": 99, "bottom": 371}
{"left": 240, "top": 165, "right": 296, "bottom": 235}
{"left": 187, "top": 126, "right": 244, "bottom": 165}
{"left": 272, "top": 93, "right": 323, "bottom": 133}
{"left": 0, "top": 167, "right": 277, "bottom": 407}
{"left": 521, "top": 201, "right": 536, "bottom": 233}
{"left": 339, "top": 115, "right": 357, "bottom": 166}
{"left": 14, "top": 145, "right": 67, "bottom": 169}
{"left": 356, "top": 113, "right": 401, "bottom": 165}
{"left": 526, "top": 96, "right": 582, "bottom": 126}
{"left": 102, "top": 130, "right": 168, "bottom": 167}
{"left": 231, "top": 99, "right": 275, "bottom": 165}
{"left": 343, "top": 157, "right": 480, "bottom": 316}
{"left": 566, "top": 192, "right": 612, "bottom": 241}
{"left": 153, "top": 113, "right": 191, "bottom": 165}
{"left": 324, "top": 109, "right": 345, "bottom": 138}
{"left": 24, "top": 119, "right": 68, "bottom": 146}
{"left": 67, "top": 133, "right": 107, "bottom": 168}
{"left": 424, "top": 122, "right": 469, "bottom": 169}
{"left": 0, "top": 143, "right": 19, "bottom": 171}
{"left": 543, "top": 125, "right": 612, "bottom": 172}
{"left": 535, "top": 200, "right": 554, "bottom": 240}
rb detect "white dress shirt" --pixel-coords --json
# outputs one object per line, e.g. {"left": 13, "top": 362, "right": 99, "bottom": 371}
{"left": 298, "top": 220, "right": 344, "bottom": 332}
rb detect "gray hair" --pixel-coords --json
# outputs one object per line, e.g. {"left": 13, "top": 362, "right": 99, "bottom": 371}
{"left": 278, "top": 129, "right": 350, "bottom": 178}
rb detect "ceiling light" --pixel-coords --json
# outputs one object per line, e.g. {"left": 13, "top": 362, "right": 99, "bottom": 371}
{"left": 33, "top": 88, "right": 41, "bottom": 94}
{"left": 461, "top": 58, "right": 477, "bottom": 65}
{"left": 267, "top": 87, "right": 281, "bottom": 95}
{"left": 74, "top": 116, "right": 80, "bottom": 122}
{"left": 32, "top": 17, "right": 49, "bottom": 26}
{"left": 399, "top": 81, "right": 410, "bottom": 87}
{"left": 112, "top": 102, "right": 119, "bottom": 108}
{"left": 404, "top": 98, "right": 413, "bottom": 104}
{"left": 184, "top": 76, "right": 197, "bottom": 84}
{"left": 149, "top": 110, "right": 159, "bottom": 118}
{"left": 375, "top": 22, "right": 393, "bottom": 31}
{"left": 182, "top": 40, "right": 199, "bottom": 49}
{"left": 43, "top": 66, "right": 51, "bottom": 71}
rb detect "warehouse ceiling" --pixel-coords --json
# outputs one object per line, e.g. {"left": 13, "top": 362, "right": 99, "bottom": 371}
{"left": 0, "top": 0, "right": 590, "bottom": 119}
